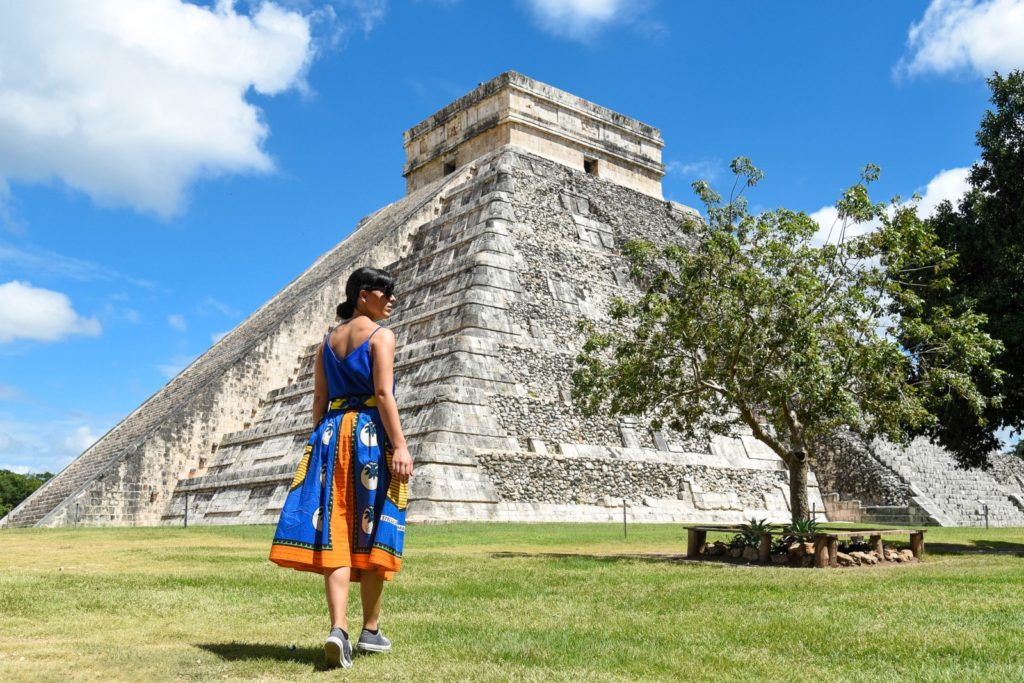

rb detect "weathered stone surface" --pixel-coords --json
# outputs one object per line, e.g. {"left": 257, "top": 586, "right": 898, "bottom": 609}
{"left": 849, "top": 551, "right": 869, "bottom": 565}
{"left": 706, "top": 542, "right": 727, "bottom": 557}
{"left": 816, "top": 433, "right": 1024, "bottom": 527}
{"left": 0, "top": 73, "right": 823, "bottom": 529}
{"left": 403, "top": 71, "right": 665, "bottom": 199}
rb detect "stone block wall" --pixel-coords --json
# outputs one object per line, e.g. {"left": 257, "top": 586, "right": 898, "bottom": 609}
{"left": 810, "top": 432, "right": 910, "bottom": 507}
{"left": 9, "top": 145, "right": 822, "bottom": 528}
{"left": 4, "top": 163, "right": 454, "bottom": 528}
{"left": 813, "top": 431, "right": 1024, "bottom": 527}
{"left": 404, "top": 72, "right": 664, "bottom": 198}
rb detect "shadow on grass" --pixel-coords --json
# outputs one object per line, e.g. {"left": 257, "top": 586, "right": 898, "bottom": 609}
{"left": 490, "top": 550, "right": 1007, "bottom": 568}
{"left": 925, "top": 541, "right": 1024, "bottom": 556}
{"left": 198, "top": 642, "right": 331, "bottom": 671}
{"left": 492, "top": 551, "right": 826, "bottom": 570}
{"left": 491, "top": 551, "right": 689, "bottom": 565}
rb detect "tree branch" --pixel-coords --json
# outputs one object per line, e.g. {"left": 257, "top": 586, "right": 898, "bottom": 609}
{"left": 735, "top": 397, "right": 790, "bottom": 463}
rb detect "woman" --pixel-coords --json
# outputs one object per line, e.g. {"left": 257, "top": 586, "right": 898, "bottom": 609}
{"left": 269, "top": 266, "right": 413, "bottom": 669}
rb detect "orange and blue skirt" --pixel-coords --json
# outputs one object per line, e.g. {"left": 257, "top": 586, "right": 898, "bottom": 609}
{"left": 269, "top": 396, "right": 407, "bottom": 581}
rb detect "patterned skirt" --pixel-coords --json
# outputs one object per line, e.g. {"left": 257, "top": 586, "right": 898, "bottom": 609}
{"left": 269, "top": 397, "right": 407, "bottom": 580}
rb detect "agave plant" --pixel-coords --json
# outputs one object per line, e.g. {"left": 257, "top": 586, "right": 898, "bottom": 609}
{"left": 787, "top": 517, "right": 819, "bottom": 534}
{"left": 733, "top": 517, "right": 772, "bottom": 548}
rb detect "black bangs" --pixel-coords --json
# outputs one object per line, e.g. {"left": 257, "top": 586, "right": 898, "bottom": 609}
{"left": 344, "top": 266, "right": 396, "bottom": 303}
{"left": 360, "top": 269, "right": 395, "bottom": 298}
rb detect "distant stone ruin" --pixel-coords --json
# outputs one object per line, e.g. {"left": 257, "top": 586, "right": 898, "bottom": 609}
{"left": 4, "top": 72, "right": 1020, "bottom": 529}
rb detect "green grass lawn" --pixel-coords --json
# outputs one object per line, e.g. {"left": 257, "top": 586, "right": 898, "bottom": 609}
{"left": 1, "top": 523, "right": 1022, "bottom": 682}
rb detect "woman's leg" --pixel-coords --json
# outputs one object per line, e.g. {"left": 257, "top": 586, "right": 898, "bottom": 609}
{"left": 360, "top": 571, "right": 385, "bottom": 630}
{"left": 324, "top": 566, "right": 351, "bottom": 629}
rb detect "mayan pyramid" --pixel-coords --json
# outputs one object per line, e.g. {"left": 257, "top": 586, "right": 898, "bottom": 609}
{"left": 5, "top": 70, "right": 863, "bottom": 529}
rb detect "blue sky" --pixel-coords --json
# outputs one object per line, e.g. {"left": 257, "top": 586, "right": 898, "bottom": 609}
{"left": 1, "top": 0, "right": 1022, "bottom": 473}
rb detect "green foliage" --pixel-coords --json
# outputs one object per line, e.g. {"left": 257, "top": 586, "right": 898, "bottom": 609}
{"left": 786, "top": 517, "right": 820, "bottom": 535}
{"left": 773, "top": 517, "right": 821, "bottom": 550}
{"left": 1011, "top": 440, "right": 1024, "bottom": 460}
{"left": 0, "top": 469, "right": 52, "bottom": 518}
{"left": 915, "top": 70, "right": 1024, "bottom": 466}
{"left": 573, "top": 157, "right": 1002, "bottom": 517}
{"left": 732, "top": 517, "right": 771, "bottom": 548}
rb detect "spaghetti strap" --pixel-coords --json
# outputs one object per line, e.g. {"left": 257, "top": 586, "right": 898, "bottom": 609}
{"left": 270, "top": 319, "right": 406, "bottom": 579}
{"left": 367, "top": 326, "right": 383, "bottom": 342}
{"left": 323, "top": 324, "right": 337, "bottom": 346}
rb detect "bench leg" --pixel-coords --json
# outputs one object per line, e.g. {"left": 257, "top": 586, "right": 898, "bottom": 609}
{"left": 870, "top": 534, "right": 885, "bottom": 562}
{"left": 814, "top": 537, "right": 829, "bottom": 568}
{"left": 827, "top": 536, "right": 839, "bottom": 568}
{"left": 910, "top": 532, "right": 925, "bottom": 558}
{"left": 759, "top": 532, "right": 772, "bottom": 564}
{"left": 687, "top": 529, "right": 707, "bottom": 558}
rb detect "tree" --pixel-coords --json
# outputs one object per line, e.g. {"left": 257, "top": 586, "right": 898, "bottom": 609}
{"left": 0, "top": 470, "right": 53, "bottom": 518}
{"left": 917, "top": 70, "right": 1024, "bottom": 466}
{"left": 573, "top": 159, "right": 1002, "bottom": 519}
{"left": 1012, "top": 440, "right": 1024, "bottom": 460}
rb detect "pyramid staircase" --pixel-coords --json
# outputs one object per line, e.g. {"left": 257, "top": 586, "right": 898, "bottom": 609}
{"left": 870, "top": 439, "right": 1024, "bottom": 527}
{"left": 6, "top": 72, "right": 832, "bottom": 528}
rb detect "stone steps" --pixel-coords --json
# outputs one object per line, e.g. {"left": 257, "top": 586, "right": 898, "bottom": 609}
{"left": 870, "top": 437, "right": 1024, "bottom": 526}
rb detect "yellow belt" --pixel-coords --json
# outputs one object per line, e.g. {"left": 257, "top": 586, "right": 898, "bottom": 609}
{"left": 328, "top": 396, "right": 378, "bottom": 411}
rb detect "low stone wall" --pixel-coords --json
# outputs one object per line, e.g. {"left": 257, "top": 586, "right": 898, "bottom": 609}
{"left": 477, "top": 450, "right": 788, "bottom": 508}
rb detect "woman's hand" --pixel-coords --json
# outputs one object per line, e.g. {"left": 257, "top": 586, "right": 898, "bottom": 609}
{"left": 390, "top": 446, "right": 413, "bottom": 483}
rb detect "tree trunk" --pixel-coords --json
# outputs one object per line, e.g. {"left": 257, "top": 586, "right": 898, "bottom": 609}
{"left": 788, "top": 454, "right": 810, "bottom": 521}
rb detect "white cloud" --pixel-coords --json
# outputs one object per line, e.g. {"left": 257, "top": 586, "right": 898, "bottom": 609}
{"left": 0, "top": 431, "right": 25, "bottom": 456}
{"left": 0, "top": 385, "right": 27, "bottom": 402}
{"left": 198, "top": 296, "right": 241, "bottom": 317}
{"left": 0, "top": 417, "right": 109, "bottom": 474}
{"left": 0, "top": 241, "right": 155, "bottom": 287}
{"left": 0, "top": 281, "right": 101, "bottom": 343}
{"left": 211, "top": 330, "right": 231, "bottom": 344}
{"left": 899, "top": 0, "right": 1024, "bottom": 77}
{"left": 0, "top": 1, "right": 315, "bottom": 216}
{"left": 167, "top": 314, "right": 188, "bottom": 332}
{"left": 348, "top": 0, "right": 388, "bottom": 33}
{"left": 158, "top": 353, "right": 197, "bottom": 379}
{"left": 524, "top": 0, "right": 640, "bottom": 41}
{"left": 666, "top": 159, "right": 723, "bottom": 182}
{"left": 63, "top": 425, "right": 100, "bottom": 453}
{"left": 913, "top": 167, "right": 971, "bottom": 217}
{"left": 809, "top": 167, "right": 971, "bottom": 246}
{"left": 808, "top": 205, "right": 879, "bottom": 247}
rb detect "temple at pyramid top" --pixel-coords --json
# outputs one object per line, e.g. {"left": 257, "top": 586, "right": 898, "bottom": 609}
{"left": 403, "top": 71, "right": 665, "bottom": 198}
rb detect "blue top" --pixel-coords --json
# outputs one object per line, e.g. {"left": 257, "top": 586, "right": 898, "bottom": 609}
{"left": 323, "top": 326, "right": 388, "bottom": 399}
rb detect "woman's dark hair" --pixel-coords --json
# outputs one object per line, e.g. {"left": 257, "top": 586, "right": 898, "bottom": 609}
{"left": 336, "top": 267, "right": 395, "bottom": 319}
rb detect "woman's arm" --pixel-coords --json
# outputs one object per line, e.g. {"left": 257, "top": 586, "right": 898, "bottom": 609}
{"left": 312, "top": 340, "right": 328, "bottom": 429}
{"left": 370, "top": 328, "right": 413, "bottom": 483}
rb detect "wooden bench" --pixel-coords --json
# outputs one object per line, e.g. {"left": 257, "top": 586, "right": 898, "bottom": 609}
{"left": 794, "top": 528, "right": 927, "bottom": 568}
{"left": 685, "top": 525, "right": 777, "bottom": 563}
{"left": 684, "top": 524, "right": 926, "bottom": 567}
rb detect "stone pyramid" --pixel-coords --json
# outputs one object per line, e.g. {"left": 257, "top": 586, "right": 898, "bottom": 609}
{"left": 3, "top": 72, "right": 824, "bottom": 529}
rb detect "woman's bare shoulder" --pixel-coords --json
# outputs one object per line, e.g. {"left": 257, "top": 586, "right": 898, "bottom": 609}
{"left": 371, "top": 326, "right": 395, "bottom": 345}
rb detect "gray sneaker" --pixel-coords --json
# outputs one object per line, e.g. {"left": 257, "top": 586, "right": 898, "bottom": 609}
{"left": 356, "top": 628, "right": 392, "bottom": 653}
{"left": 324, "top": 627, "right": 353, "bottom": 668}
